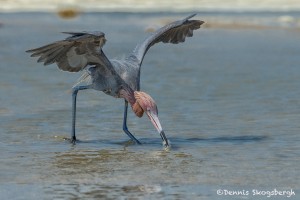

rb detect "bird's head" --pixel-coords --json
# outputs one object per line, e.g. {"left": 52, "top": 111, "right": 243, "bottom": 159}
{"left": 133, "top": 91, "right": 158, "bottom": 118}
{"left": 133, "top": 91, "right": 169, "bottom": 147}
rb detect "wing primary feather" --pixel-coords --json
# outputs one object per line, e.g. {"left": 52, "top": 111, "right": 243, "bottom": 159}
{"left": 43, "top": 46, "right": 67, "bottom": 65}
{"left": 183, "top": 13, "right": 197, "bottom": 21}
{"left": 26, "top": 42, "right": 61, "bottom": 54}
{"left": 36, "top": 46, "right": 64, "bottom": 63}
{"left": 131, "top": 14, "right": 205, "bottom": 65}
{"left": 54, "top": 45, "right": 74, "bottom": 63}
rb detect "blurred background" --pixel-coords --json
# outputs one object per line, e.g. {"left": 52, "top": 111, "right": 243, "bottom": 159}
{"left": 0, "top": 1, "right": 299, "bottom": 200}
{"left": 1, "top": 0, "right": 300, "bottom": 12}
{"left": 1, "top": 0, "right": 300, "bottom": 29}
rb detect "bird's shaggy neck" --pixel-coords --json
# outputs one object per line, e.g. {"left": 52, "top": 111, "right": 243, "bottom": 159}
{"left": 119, "top": 87, "right": 144, "bottom": 118}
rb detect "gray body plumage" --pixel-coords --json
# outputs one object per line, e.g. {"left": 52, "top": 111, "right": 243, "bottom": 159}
{"left": 26, "top": 14, "right": 204, "bottom": 146}
{"left": 27, "top": 14, "right": 204, "bottom": 98}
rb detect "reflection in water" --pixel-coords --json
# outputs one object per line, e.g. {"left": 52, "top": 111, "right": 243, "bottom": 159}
{"left": 185, "top": 135, "right": 268, "bottom": 144}
{"left": 44, "top": 183, "right": 173, "bottom": 199}
{"left": 45, "top": 148, "right": 201, "bottom": 199}
{"left": 51, "top": 148, "right": 197, "bottom": 183}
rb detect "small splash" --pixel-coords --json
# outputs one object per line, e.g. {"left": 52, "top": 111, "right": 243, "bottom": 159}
{"left": 163, "top": 140, "right": 171, "bottom": 151}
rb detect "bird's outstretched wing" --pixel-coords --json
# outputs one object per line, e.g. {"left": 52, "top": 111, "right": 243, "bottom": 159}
{"left": 26, "top": 31, "right": 107, "bottom": 72}
{"left": 132, "top": 14, "right": 204, "bottom": 65}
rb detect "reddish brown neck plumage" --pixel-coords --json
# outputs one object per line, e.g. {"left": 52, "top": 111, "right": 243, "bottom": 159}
{"left": 119, "top": 88, "right": 144, "bottom": 118}
{"left": 119, "top": 88, "right": 158, "bottom": 118}
{"left": 134, "top": 91, "right": 158, "bottom": 114}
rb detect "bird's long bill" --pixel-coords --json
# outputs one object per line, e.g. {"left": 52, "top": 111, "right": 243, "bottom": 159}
{"left": 147, "top": 112, "right": 170, "bottom": 148}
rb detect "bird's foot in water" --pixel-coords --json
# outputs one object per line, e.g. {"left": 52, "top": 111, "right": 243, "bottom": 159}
{"left": 63, "top": 136, "right": 77, "bottom": 144}
{"left": 133, "top": 138, "right": 142, "bottom": 145}
{"left": 122, "top": 139, "right": 135, "bottom": 146}
{"left": 163, "top": 140, "right": 171, "bottom": 151}
{"left": 122, "top": 139, "right": 142, "bottom": 146}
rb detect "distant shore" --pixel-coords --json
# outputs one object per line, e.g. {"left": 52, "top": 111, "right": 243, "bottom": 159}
{"left": 1, "top": 11, "right": 298, "bottom": 32}
{"left": 1, "top": 0, "right": 300, "bottom": 12}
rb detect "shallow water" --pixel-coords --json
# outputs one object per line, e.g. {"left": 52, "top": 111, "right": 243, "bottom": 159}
{"left": 0, "top": 12, "right": 300, "bottom": 199}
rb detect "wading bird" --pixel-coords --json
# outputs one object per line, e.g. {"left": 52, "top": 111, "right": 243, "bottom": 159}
{"left": 26, "top": 14, "right": 204, "bottom": 148}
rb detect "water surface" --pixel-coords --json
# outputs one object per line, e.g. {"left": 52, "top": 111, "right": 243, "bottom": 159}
{"left": 0, "top": 12, "right": 299, "bottom": 199}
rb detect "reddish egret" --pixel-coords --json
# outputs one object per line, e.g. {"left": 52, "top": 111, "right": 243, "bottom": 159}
{"left": 26, "top": 14, "right": 204, "bottom": 148}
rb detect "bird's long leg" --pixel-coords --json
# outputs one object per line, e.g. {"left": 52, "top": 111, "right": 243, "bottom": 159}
{"left": 70, "top": 85, "right": 90, "bottom": 144}
{"left": 123, "top": 100, "right": 141, "bottom": 144}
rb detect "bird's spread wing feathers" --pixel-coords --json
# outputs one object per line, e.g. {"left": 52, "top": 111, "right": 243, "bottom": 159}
{"left": 26, "top": 31, "right": 107, "bottom": 72}
{"left": 132, "top": 14, "right": 204, "bottom": 65}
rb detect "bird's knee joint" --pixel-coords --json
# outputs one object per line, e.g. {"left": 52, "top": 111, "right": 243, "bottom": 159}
{"left": 72, "top": 87, "right": 80, "bottom": 96}
{"left": 123, "top": 125, "right": 128, "bottom": 131}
